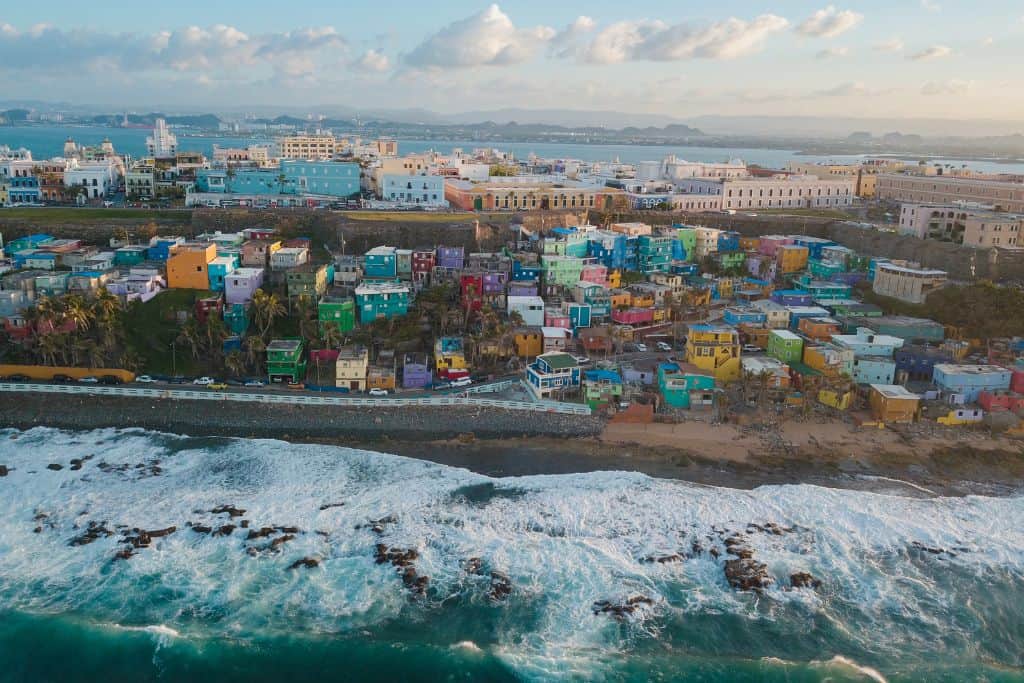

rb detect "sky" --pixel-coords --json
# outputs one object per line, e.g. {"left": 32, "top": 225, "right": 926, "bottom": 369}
{"left": 1, "top": 1, "right": 1022, "bottom": 123}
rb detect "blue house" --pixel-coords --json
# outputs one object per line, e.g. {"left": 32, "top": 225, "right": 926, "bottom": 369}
{"left": 363, "top": 246, "right": 398, "bottom": 280}
{"left": 8, "top": 176, "right": 41, "bottom": 203}
{"left": 723, "top": 306, "right": 767, "bottom": 326}
{"left": 512, "top": 260, "right": 543, "bottom": 282}
{"left": 894, "top": 346, "right": 954, "bottom": 383}
{"left": 851, "top": 357, "right": 898, "bottom": 384}
{"left": 208, "top": 255, "right": 240, "bottom": 292}
{"left": 933, "top": 364, "right": 1012, "bottom": 402}
{"left": 283, "top": 161, "right": 359, "bottom": 198}
{"left": 793, "top": 236, "right": 836, "bottom": 261}
{"left": 147, "top": 236, "right": 186, "bottom": 261}
{"left": 564, "top": 302, "right": 592, "bottom": 329}
{"left": 5, "top": 234, "right": 53, "bottom": 253}
{"left": 772, "top": 290, "right": 814, "bottom": 306}
{"left": 380, "top": 174, "right": 445, "bottom": 205}
{"left": 525, "top": 352, "right": 582, "bottom": 400}
{"left": 717, "top": 231, "right": 741, "bottom": 252}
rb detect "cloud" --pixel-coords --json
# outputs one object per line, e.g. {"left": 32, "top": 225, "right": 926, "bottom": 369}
{"left": 980, "top": 36, "right": 994, "bottom": 47}
{"left": 921, "top": 79, "right": 972, "bottom": 95}
{"left": 403, "top": 4, "right": 556, "bottom": 69}
{"left": 874, "top": 38, "right": 904, "bottom": 53}
{"left": 814, "top": 81, "right": 891, "bottom": 97}
{"left": 908, "top": 45, "right": 952, "bottom": 60}
{"left": 549, "top": 16, "right": 595, "bottom": 58}
{"left": 920, "top": 0, "right": 941, "bottom": 11}
{"left": 580, "top": 14, "right": 789, "bottom": 64}
{"left": 816, "top": 46, "right": 849, "bottom": 59}
{"left": 797, "top": 6, "right": 864, "bottom": 38}
{"left": 352, "top": 49, "right": 390, "bottom": 72}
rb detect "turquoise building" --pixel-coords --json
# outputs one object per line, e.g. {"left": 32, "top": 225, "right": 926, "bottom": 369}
{"left": 637, "top": 235, "right": 673, "bottom": 273}
{"left": 658, "top": 363, "right": 716, "bottom": 409}
{"left": 355, "top": 281, "right": 410, "bottom": 323}
{"left": 195, "top": 161, "right": 359, "bottom": 198}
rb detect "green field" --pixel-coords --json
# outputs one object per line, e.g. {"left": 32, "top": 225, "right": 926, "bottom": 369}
{"left": 122, "top": 289, "right": 211, "bottom": 376}
{"left": 0, "top": 208, "right": 193, "bottom": 224}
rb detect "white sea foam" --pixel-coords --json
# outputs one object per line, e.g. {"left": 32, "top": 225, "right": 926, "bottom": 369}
{"left": 0, "top": 426, "right": 1021, "bottom": 679}
{"left": 814, "top": 655, "right": 889, "bottom": 682}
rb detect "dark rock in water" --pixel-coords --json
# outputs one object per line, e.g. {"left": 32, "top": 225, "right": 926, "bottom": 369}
{"left": 148, "top": 526, "right": 177, "bottom": 538}
{"left": 275, "top": 526, "right": 300, "bottom": 534}
{"left": 723, "top": 535, "right": 754, "bottom": 559}
{"left": 319, "top": 502, "right": 345, "bottom": 511}
{"left": 790, "top": 572, "right": 822, "bottom": 589}
{"left": 747, "top": 522, "right": 793, "bottom": 536}
{"left": 709, "top": 547, "right": 720, "bottom": 559}
{"left": 288, "top": 557, "right": 320, "bottom": 570}
{"left": 114, "top": 548, "right": 135, "bottom": 561}
{"left": 911, "top": 541, "right": 945, "bottom": 555}
{"left": 211, "top": 505, "right": 246, "bottom": 518}
{"left": 213, "top": 525, "right": 235, "bottom": 537}
{"left": 724, "top": 559, "right": 773, "bottom": 592}
{"left": 358, "top": 515, "right": 398, "bottom": 534}
{"left": 375, "top": 544, "right": 427, "bottom": 595}
{"left": 462, "top": 557, "right": 483, "bottom": 575}
{"left": 488, "top": 571, "right": 512, "bottom": 601}
{"left": 640, "top": 554, "right": 683, "bottom": 564}
{"left": 267, "top": 534, "right": 295, "bottom": 550}
{"left": 191, "top": 525, "right": 213, "bottom": 534}
{"left": 240, "top": 520, "right": 250, "bottom": 529}
{"left": 46, "top": 463, "right": 64, "bottom": 471}
{"left": 246, "top": 527, "right": 277, "bottom": 540}
{"left": 69, "top": 464, "right": 82, "bottom": 471}
{"left": 592, "top": 595, "right": 654, "bottom": 619}
{"left": 69, "top": 520, "right": 113, "bottom": 546}
{"left": 0, "top": 465, "right": 8, "bottom": 477}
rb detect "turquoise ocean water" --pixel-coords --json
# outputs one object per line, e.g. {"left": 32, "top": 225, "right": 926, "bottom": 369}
{"left": 0, "top": 427, "right": 1022, "bottom": 682}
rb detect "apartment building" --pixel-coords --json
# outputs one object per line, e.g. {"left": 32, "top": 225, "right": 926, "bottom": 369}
{"left": 872, "top": 262, "right": 947, "bottom": 304}
{"left": 878, "top": 174, "right": 1024, "bottom": 212}
{"left": 277, "top": 134, "right": 338, "bottom": 160}
{"left": 898, "top": 203, "right": 1021, "bottom": 247}
{"left": 675, "top": 175, "right": 856, "bottom": 210}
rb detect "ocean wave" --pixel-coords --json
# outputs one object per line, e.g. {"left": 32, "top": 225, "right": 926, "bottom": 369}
{"left": 0, "top": 426, "right": 1022, "bottom": 680}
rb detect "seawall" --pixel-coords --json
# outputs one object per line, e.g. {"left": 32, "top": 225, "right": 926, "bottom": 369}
{"left": 0, "top": 392, "right": 604, "bottom": 441}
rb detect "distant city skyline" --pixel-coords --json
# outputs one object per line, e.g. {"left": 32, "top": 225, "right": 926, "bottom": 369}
{"left": 1, "top": 2, "right": 1022, "bottom": 122}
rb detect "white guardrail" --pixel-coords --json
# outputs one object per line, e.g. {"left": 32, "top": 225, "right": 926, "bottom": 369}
{"left": 0, "top": 383, "right": 592, "bottom": 416}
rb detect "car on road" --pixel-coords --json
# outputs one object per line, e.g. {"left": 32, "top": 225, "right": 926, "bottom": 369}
{"left": 656, "top": 342, "right": 672, "bottom": 352}
{"left": 572, "top": 355, "right": 592, "bottom": 366}
{"left": 193, "top": 376, "right": 215, "bottom": 386}
{"left": 243, "top": 379, "right": 265, "bottom": 387}
{"left": 6, "top": 374, "right": 31, "bottom": 382}
{"left": 634, "top": 343, "right": 648, "bottom": 352}
{"left": 286, "top": 381, "right": 304, "bottom": 390}
{"left": 207, "top": 382, "right": 228, "bottom": 390}
{"left": 742, "top": 344, "right": 762, "bottom": 354}
{"left": 99, "top": 376, "right": 123, "bottom": 385}
{"left": 52, "top": 374, "right": 75, "bottom": 384}
{"left": 168, "top": 376, "right": 187, "bottom": 384}
{"left": 78, "top": 376, "right": 99, "bottom": 383}
{"left": 450, "top": 377, "right": 473, "bottom": 388}
{"left": 135, "top": 375, "right": 156, "bottom": 384}
{"left": 368, "top": 388, "right": 389, "bottom": 397}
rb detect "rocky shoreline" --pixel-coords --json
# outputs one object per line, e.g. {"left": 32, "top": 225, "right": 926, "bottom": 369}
{"left": 0, "top": 391, "right": 604, "bottom": 441}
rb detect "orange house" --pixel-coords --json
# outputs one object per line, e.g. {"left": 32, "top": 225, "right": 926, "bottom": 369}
{"left": 167, "top": 243, "right": 216, "bottom": 290}
{"left": 798, "top": 316, "right": 842, "bottom": 342}
{"left": 610, "top": 291, "right": 631, "bottom": 309}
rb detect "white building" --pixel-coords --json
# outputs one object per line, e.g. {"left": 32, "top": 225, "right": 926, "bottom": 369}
{"left": 64, "top": 160, "right": 121, "bottom": 199}
{"left": 507, "top": 295, "right": 545, "bottom": 327}
{"left": 675, "top": 175, "right": 857, "bottom": 210}
{"left": 270, "top": 247, "right": 310, "bottom": 270}
{"left": 872, "top": 262, "right": 947, "bottom": 304}
{"left": 146, "top": 118, "right": 178, "bottom": 158}
{"left": 379, "top": 174, "right": 447, "bottom": 206}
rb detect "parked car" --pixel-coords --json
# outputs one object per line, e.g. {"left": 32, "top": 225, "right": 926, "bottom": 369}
{"left": 635, "top": 343, "right": 648, "bottom": 352}
{"left": 450, "top": 377, "right": 473, "bottom": 388}
{"left": 656, "top": 342, "right": 672, "bottom": 352}
{"left": 193, "top": 376, "right": 215, "bottom": 386}
{"left": 433, "top": 382, "right": 451, "bottom": 390}
{"left": 135, "top": 375, "right": 156, "bottom": 384}
{"left": 368, "top": 388, "right": 389, "bottom": 397}
{"left": 573, "top": 355, "right": 592, "bottom": 366}
{"left": 52, "top": 374, "right": 75, "bottom": 384}
{"left": 207, "top": 382, "right": 228, "bottom": 390}
{"left": 99, "top": 375, "right": 123, "bottom": 385}
{"left": 168, "top": 376, "right": 187, "bottom": 384}
{"left": 243, "top": 379, "right": 265, "bottom": 387}
{"left": 6, "top": 374, "right": 30, "bottom": 382}
{"left": 78, "top": 376, "right": 99, "bottom": 384}
{"left": 286, "top": 381, "right": 304, "bottom": 390}
{"left": 742, "top": 344, "right": 762, "bottom": 354}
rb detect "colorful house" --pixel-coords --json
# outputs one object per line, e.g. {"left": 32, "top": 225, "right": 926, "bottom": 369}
{"left": 767, "top": 330, "right": 804, "bottom": 364}
{"left": 868, "top": 384, "right": 921, "bottom": 423}
{"left": 583, "top": 369, "right": 624, "bottom": 411}
{"left": 363, "top": 246, "right": 398, "bottom": 280}
{"left": 166, "top": 243, "right": 216, "bottom": 290}
{"left": 514, "top": 328, "right": 543, "bottom": 358}
{"left": 207, "top": 255, "right": 239, "bottom": 292}
{"left": 402, "top": 353, "right": 432, "bottom": 389}
{"left": 318, "top": 296, "right": 356, "bottom": 335}
{"left": 225, "top": 267, "right": 264, "bottom": 305}
{"left": 241, "top": 239, "right": 281, "bottom": 268}
{"left": 802, "top": 343, "right": 854, "bottom": 378}
{"left": 776, "top": 245, "right": 810, "bottom": 274}
{"left": 266, "top": 338, "right": 306, "bottom": 383}
{"left": 286, "top": 263, "right": 329, "bottom": 299}
{"left": 335, "top": 346, "right": 369, "bottom": 392}
{"left": 798, "top": 316, "right": 842, "bottom": 342}
{"left": 354, "top": 281, "right": 410, "bottom": 323}
{"left": 507, "top": 296, "right": 545, "bottom": 327}
{"left": 851, "top": 356, "right": 898, "bottom": 384}
{"left": 933, "top": 364, "right": 1013, "bottom": 403}
{"left": 435, "top": 337, "right": 468, "bottom": 374}
{"left": 525, "top": 352, "right": 582, "bottom": 400}
{"left": 741, "top": 356, "right": 791, "bottom": 389}
{"left": 658, "top": 362, "right": 717, "bottom": 409}
{"left": 685, "top": 324, "right": 741, "bottom": 382}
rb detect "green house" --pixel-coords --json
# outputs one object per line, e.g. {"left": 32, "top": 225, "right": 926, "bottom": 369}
{"left": 658, "top": 363, "right": 716, "bottom": 409}
{"left": 583, "top": 369, "right": 623, "bottom": 410}
{"left": 714, "top": 250, "right": 746, "bottom": 271}
{"left": 637, "top": 235, "right": 673, "bottom": 273}
{"left": 318, "top": 295, "right": 355, "bottom": 335}
{"left": 267, "top": 338, "right": 307, "bottom": 383}
{"left": 767, "top": 329, "right": 804, "bottom": 364}
{"left": 676, "top": 228, "right": 697, "bottom": 263}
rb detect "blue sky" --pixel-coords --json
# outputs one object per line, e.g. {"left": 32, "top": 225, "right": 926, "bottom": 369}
{"left": 1, "top": 2, "right": 1021, "bottom": 121}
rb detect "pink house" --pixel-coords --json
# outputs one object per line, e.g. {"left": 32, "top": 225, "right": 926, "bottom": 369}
{"left": 580, "top": 264, "right": 609, "bottom": 285}
{"left": 1012, "top": 370, "right": 1024, "bottom": 394}
{"left": 225, "top": 267, "right": 265, "bottom": 305}
{"left": 544, "top": 311, "right": 571, "bottom": 329}
{"left": 758, "top": 235, "right": 794, "bottom": 257}
{"left": 612, "top": 308, "right": 654, "bottom": 325}
{"left": 978, "top": 391, "right": 1024, "bottom": 413}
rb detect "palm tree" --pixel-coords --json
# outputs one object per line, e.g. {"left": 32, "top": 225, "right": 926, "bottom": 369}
{"left": 177, "top": 321, "right": 202, "bottom": 360}
{"left": 243, "top": 335, "right": 266, "bottom": 372}
{"left": 251, "top": 289, "right": 286, "bottom": 341}
{"left": 224, "top": 350, "right": 246, "bottom": 378}
{"left": 320, "top": 323, "right": 344, "bottom": 351}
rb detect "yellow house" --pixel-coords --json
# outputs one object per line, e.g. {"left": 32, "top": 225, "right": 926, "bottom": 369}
{"left": 818, "top": 388, "right": 854, "bottom": 411}
{"left": 610, "top": 291, "right": 631, "bottom": 310}
{"left": 166, "top": 243, "right": 216, "bottom": 290}
{"left": 514, "top": 329, "right": 543, "bottom": 358}
{"left": 630, "top": 291, "right": 654, "bottom": 308}
{"left": 685, "top": 324, "right": 741, "bottom": 382}
{"left": 367, "top": 365, "right": 397, "bottom": 390}
{"left": 651, "top": 308, "right": 668, "bottom": 322}
{"left": 435, "top": 337, "right": 468, "bottom": 372}
{"left": 606, "top": 269, "right": 622, "bottom": 289}
{"left": 777, "top": 245, "right": 809, "bottom": 274}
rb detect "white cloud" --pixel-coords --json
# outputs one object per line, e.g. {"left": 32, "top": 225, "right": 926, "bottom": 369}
{"left": 981, "top": 36, "right": 994, "bottom": 47}
{"left": 403, "top": 4, "right": 556, "bottom": 69}
{"left": 352, "top": 49, "right": 390, "bottom": 72}
{"left": 908, "top": 45, "right": 952, "bottom": 60}
{"left": 797, "top": 6, "right": 864, "bottom": 39}
{"left": 580, "top": 14, "right": 789, "bottom": 64}
{"left": 549, "top": 16, "right": 595, "bottom": 58}
{"left": 921, "top": 79, "right": 972, "bottom": 95}
{"left": 816, "top": 46, "right": 849, "bottom": 59}
{"left": 875, "top": 38, "right": 904, "bottom": 53}
{"left": 921, "top": 0, "right": 941, "bottom": 11}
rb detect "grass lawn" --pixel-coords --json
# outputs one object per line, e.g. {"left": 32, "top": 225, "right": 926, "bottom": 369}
{"left": 122, "top": 289, "right": 212, "bottom": 375}
{"left": 0, "top": 208, "right": 193, "bottom": 224}
{"left": 343, "top": 211, "right": 476, "bottom": 223}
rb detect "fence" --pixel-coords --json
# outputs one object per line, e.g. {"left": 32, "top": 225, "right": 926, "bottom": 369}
{"left": 0, "top": 383, "right": 592, "bottom": 415}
